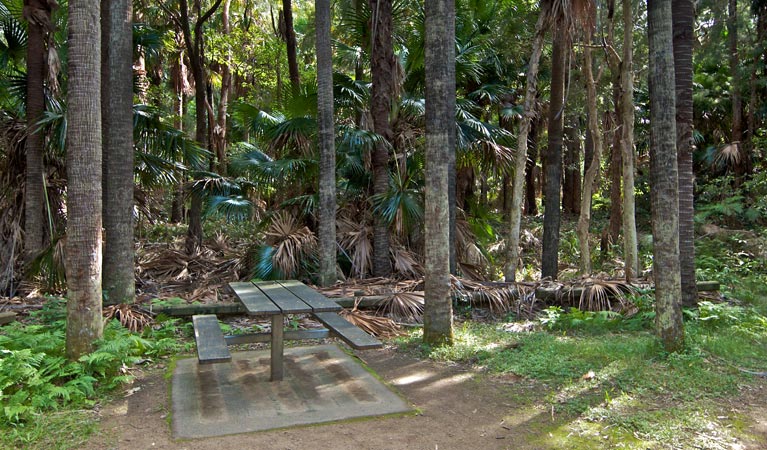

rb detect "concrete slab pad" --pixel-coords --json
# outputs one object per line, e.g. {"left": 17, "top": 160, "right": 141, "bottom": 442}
{"left": 171, "top": 344, "right": 412, "bottom": 439}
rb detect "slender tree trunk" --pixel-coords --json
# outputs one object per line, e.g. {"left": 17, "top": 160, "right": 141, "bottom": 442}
{"left": 101, "top": 0, "right": 135, "bottom": 305}
{"left": 369, "top": 0, "right": 395, "bottom": 277}
{"left": 504, "top": 10, "right": 547, "bottom": 281}
{"left": 178, "top": 0, "right": 223, "bottom": 255}
{"left": 604, "top": 111, "right": 622, "bottom": 251}
{"left": 577, "top": 44, "right": 604, "bottom": 275}
{"left": 673, "top": 0, "right": 697, "bottom": 307}
{"left": 23, "top": 0, "right": 53, "bottom": 265}
{"left": 524, "top": 118, "right": 539, "bottom": 215}
{"left": 729, "top": 0, "right": 747, "bottom": 177}
{"left": 563, "top": 124, "right": 581, "bottom": 215}
{"left": 66, "top": 0, "right": 103, "bottom": 359}
{"left": 283, "top": 0, "right": 300, "bottom": 94}
{"left": 316, "top": 0, "right": 337, "bottom": 287}
{"left": 423, "top": 0, "right": 454, "bottom": 346}
{"left": 541, "top": 24, "right": 567, "bottom": 280}
{"left": 212, "top": 0, "right": 232, "bottom": 176}
{"left": 621, "top": 0, "right": 639, "bottom": 281}
{"left": 648, "top": 0, "right": 684, "bottom": 353}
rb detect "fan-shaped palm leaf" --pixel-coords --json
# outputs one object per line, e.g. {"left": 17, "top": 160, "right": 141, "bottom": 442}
{"left": 264, "top": 212, "right": 317, "bottom": 278}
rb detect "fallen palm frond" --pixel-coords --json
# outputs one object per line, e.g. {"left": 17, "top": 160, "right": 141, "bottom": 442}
{"left": 452, "top": 276, "right": 515, "bottom": 315}
{"left": 340, "top": 301, "right": 401, "bottom": 337}
{"left": 574, "top": 278, "right": 637, "bottom": 311}
{"left": 103, "top": 303, "right": 153, "bottom": 332}
{"left": 391, "top": 245, "right": 423, "bottom": 279}
{"left": 377, "top": 290, "right": 424, "bottom": 323}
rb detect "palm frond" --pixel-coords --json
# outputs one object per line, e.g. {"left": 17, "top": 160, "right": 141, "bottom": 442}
{"left": 264, "top": 212, "right": 317, "bottom": 279}
{"left": 338, "top": 214, "right": 373, "bottom": 278}
{"left": 376, "top": 291, "right": 424, "bottom": 323}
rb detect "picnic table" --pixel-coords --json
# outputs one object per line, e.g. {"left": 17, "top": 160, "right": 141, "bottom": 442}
{"left": 192, "top": 280, "right": 382, "bottom": 381}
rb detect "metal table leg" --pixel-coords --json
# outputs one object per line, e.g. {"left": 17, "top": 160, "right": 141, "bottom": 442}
{"left": 271, "top": 313, "right": 284, "bottom": 381}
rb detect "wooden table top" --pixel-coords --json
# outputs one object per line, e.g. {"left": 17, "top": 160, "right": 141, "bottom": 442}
{"left": 230, "top": 280, "right": 342, "bottom": 315}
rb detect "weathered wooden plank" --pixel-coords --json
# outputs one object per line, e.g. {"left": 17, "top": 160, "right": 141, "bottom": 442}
{"left": 256, "top": 281, "right": 312, "bottom": 314}
{"left": 0, "top": 311, "right": 17, "bottom": 326}
{"left": 313, "top": 312, "right": 382, "bottom": 350}
{"left": 278, "top": 280, "right": 342, "bottom": 312}
{"left": 224, "top": 329, "right": 331, "bottom": 345}
{"left": 192, "top": 315, "right": 231, "bottom": 364}
{"left": 230, "top": 282, "right": 281, "bottom": 316}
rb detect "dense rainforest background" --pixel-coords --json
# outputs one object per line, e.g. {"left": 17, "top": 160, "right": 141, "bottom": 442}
{"left": 1, "top": 0, "right": 767, "bottom": 448}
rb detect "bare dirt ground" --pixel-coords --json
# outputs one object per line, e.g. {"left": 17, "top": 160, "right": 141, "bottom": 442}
{"left": 85, "top": 345, "right": 767, "bottom": 450}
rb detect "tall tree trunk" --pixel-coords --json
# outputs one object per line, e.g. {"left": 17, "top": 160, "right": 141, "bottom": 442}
{"left": 673, "top": 0, "right": 697, "bottom": 307}
{"left": 524, "top": 118, "right": 539, "bottom": 215}
{"left": 212, "top": 0, "right": 232, "bottom": 176}
{"left": 729, "top": 0, "right": 747, "bottom": 177}
{"left": 283, "top": 0, "right": 300, "bottom": 94}
{"left": 316, "top": 0, "right": 337, "bottom": 287}
{"left": 23, "top": 0, "right": 53, "bottom": 265}
{"left": 563, "top": 124, "right": 581, "bottom": 215}
{"left": 66, "top": 0, "right": 103, "bottom": 359}
{"left": 604, "top": 111, "right": 622, "bottom": 251}
{"left": 577, "top": 43, "right": 604, "bottom": 275}
{"left": 177, "top": 0, "right": 223, "bottom": 255}
{"left": 648, "top": 0, "right": 684, "bottom": 353}
{"left": 504, "top": 10, "right": 547, "bottom": 281}
{"left": 621, "top": 0, "right": 639, "bottom": 281}
{"left": 101, "top": 0, "right": 135, "bottom": 305}
{"left": 369, "top": 0, "right": 395, "bottom": 277}
{"left": 423, "top": 0, "right": 454, "bottom": 346}
{"left": 541, "top": 24, "right": 567, "bottom": 280}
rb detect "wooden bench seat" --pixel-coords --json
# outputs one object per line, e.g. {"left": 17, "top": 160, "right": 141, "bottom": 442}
{"left": 192, "top": 315, "right": 231, "bottom": 364}
{"left": 313, "top": 312, "right": 383, "bottom": 350}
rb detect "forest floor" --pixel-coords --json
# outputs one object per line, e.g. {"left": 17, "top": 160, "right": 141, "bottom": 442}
{"left": 83, "top": 343, "right": 767, "bottom": 450}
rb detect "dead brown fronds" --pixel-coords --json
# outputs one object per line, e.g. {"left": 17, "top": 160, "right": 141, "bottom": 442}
{"left": 103, "top": 303, "right": 153, "bottom": 332}
{"left": 574, "top": 278, "right": 636, "bottom": 311}
{"left": 391, "top": 245, "right": 423, "bottom": 279}
{"left": 340, "top": 300, "right": 401, "bottom": 337}
{"left": 377, "top": 291, "right": 424, "bottom": 323}
{"left": 264, "top": 211, "right": 316, "bottom": 278}
{"left": 452, "top": 276, "right": 515, "bottom": 315}
{"left": 337, "top": 213, "right": 373, "bottom": 278}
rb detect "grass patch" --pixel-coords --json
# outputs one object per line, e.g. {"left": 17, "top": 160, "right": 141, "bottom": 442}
{"left": 397, "top": 302, "right": 767, "bottom": 449}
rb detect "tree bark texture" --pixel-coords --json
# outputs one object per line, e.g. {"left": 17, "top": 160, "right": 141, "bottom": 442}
{"left": 504, "top": 10, "right": 547, "bottom": 281}
{"left": 541, "top": 25, "right": 567, "bottom": 280}
{"left": 563, "top": 124, "right": 581, "bottom": 215}
{"left": 316, "top": 0, "right": 337, "bottom": 287}
{"left": 672, "top": 0, "right": 697, "bottom": 307}
{"left": 648, "top": 0, "right": 684, "bottom": 353}
{"left": 423, "top": 0, "right": 455, "bottom": 346}
{"left": 283, "top": 0, "right": 301, "bottom": 94}
{"left": 178, "top": 0, "right": 223, "bottom": 255}
{"left": 621, "top": 0, "right": 638, "bottom": 281}
{"left": 729, "top": 0, "right": 747, "bottom": 177}
{"left": 577, "top": 44, "right": 603, "bottom": 275}
{"left": 212, "top": 0, "right": 232, "bottom": 176}
{"left": 23, "top": 0, "right": 53, "bottom": 264}
{"left": 524, "top": 118, "right": 539, "bottom": 216}
{"left": 101, "top": 0, "right": 135, "bottom": 305}
{"left": 369, "top": 0, "right": 395, "bottom": 277}
{"left": 66, "top": 0, "right": 104, "bottom": 359}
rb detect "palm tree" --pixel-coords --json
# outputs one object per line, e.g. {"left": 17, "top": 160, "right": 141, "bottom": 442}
{"left": 316, "top": 0, "right": 336, "bottom": 286}
{"left": 369, "top": 0, "right": 395, "bottom": 277}
{"left": 648, "top": 0, "right": 684, "bottom": 353}
{"left": 101, "top": 0, "right": 135, "bottom": 305}
{"left": 23, "top": 0, "right": 56, "bottom": 265}
{"left": 729, "top": 0, "right": 747, "bottom": 178}
{"left": 423, "top": 0, "right": 454, "bottom": 345}
{"left": 66, "top": 0, "right": 103, "bottom": 359}
{"left": 282, "top": 0, "right": 300, "bottom": 94}
{"left": 541, "top": 22, "right": 567, "bottom": 280}
{"left": 673, "top": 0, "right": 697, "bottom": 307}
